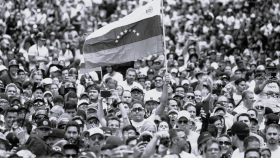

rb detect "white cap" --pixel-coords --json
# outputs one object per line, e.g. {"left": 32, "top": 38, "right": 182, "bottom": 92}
{"left": 0, "top": 65, "right": 7, "bottom": 71}
{"left": 181, "top": 80, "right": 189, "bottom": 85}
{"left": 177, "top": 110, "right": 191, "bottom": 120}
{"left": 77, "top": 100, "right": 89, "bottom": 108}
{"left": 170, "top": 68, "right": 178, "bottom": 74}
{"left": 178, "top": 67, "right": 186, "bottom": 73}
{"left": 43, "top": 91, "right": 53, "bottom": 97}
{"left": 88, "top": 127, "right": 104, "bottom": 137}
{"left": 144, "top": 97, "right": 159, "bottom": 104}
{"left": 50, "top": 66, "right": 60, "bottom": 73}
{"left": 41, "top": 78, "right": 52, "bottom": 85}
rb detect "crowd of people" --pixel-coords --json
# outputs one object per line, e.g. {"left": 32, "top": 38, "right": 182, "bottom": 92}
{"left": 1, "top": 0, "right": 280, "bottom": 158}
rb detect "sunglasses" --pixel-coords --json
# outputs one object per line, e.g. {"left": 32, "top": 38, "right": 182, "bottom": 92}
{"left": 87, "top": 119, "right": 99, "bottom": 124}
{"left": 131, "top": 107, "right": 144, "bottom": 112}
{"left": 34, "top": 102, "right": 44, "bottom": 107}
{"left": 178, "top": 120, "right": 188, "bottom": 124}
{"left": 255, "top": 106, "right": 264, "bottom": 110}
{"left": 187, "top": 95, "right": 195, "bottom": 99}
{"left": 219, "top": 141, "right": 231, "bottom": 146}
{"left": 65, "top": 154, "right": 77, "bottom": 158}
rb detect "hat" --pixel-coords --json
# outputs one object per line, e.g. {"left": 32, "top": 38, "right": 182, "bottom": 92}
{"left": 181, "top": 80, "right": 189, "bottom": 85}
{"left": 88, "top": 127, "right": 105, "bottom": 137}
{"left": 231, "top": 122, "right": 250, "bottom": 135}
{"left": 147, "top": 69, "right": 154, "bottom": 74}
{"left": 63, "top": 144, "right": 79, "bottom": 153}
{"left": 33, "top": 97, "right": 44, "bottom": 103}
{"left": 178, "top": 56, "right": 184, "bottom": 61}
{"left": 87, "top": 114, "right": 99, "bottom": 121}
{"left": 266, "top": 114, "right": 279, "bottom": 125}
{"left": 10, "top": 97, "right": 21, "bottom": 104}
{"left": 178, "top": 67, "right": 186, "bottom": 73}
{"left": 45, "top": 129, "right": 64, "bottom": 138}
{"left": 100, "top": 127, "right": 112, "bottom": 137}
{"left": 78, "top": 100, "right": 89, "bottom": 108}
{"left": 207, "top": 67, "right": 215, "bottom": 73}
{"left": 87, "top": 104, "right": 98, "bottom": 111}
{"left": 131, "top": 86, "right": 143, "bottom": 93}
{"left": 168, "top": 109, "right": 178, "bottom": 115}
{"left": 50, "top": 66, "right": 60, "bottom": 73}
{"left": 170, "top": 68, "right": 178, "bottom": 74}
{"left": 266, "top": 63, "right": 277, "bottom": 69}
{"left": 177, "top": 110, "right": 191, "bottom": 120}
{"left": 37, "top": 119, "right": 51, "bottom": 129}
{"left": 80, "top": 92, "right": 89, "bottom": 98}
{"left": 197, "top": 132, "right": 212, "bottom": 145}
{"left": 50, "top": 32, "right": 56, "bottom": 36}
{"left": 214, "top": 106, "right": 226, "bottom": 113}
{"left": 250, "top": 118, "right": 258, "bottom": 124}
{"left": 33, "top": 85, "right": 44, "bottom": 93}
{"left": 41, "top": 78, "right": 53, "bottom": 86}
{"left": 18, "top": 104, "right": 29, "bottom": 112}
{"left": 266, "top": 58, "right": 272, "bottom": 62}
{"left": 144, "top": 97, "right": 159, "bottom": 104}
{"left": 106, "top": 136, "right": 123, "bottom": 146}
{"left": 265, "top": 107, "right": 274, "bottom": 115}
{"left": 77, "top": 150, "right": 96, "bottom": 158}
{"left": 0, "top": 65, "right": 7, "bottom": 72}
{"left": 195, "top": 71, "right": 204, "bottom": 79}
{"left": 43, "top": 91, "right": 53, "bottom": 97}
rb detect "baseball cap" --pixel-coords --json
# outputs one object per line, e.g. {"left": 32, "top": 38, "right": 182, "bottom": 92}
{"left": 214, "top": 106, "right": 226, "bottom": 113}
{"left": 34, "top": 97, "right": 44, "bottom": 103}
{"left": 77, "top": 150, "right": 96, "bottom": 158}
{"left": 197, "top": 132, "right": 212, "bottom": 145}
{"left": 80, "top": 92, "right": 89, "bottom": 98}
{"left": 265, "top": 114, "right": 279, "bottom": 125}
{"left": 87, "top": 114, "right": 99, "bottom": 121}
{"left": 147, "top": 69, "right": 154, "bottom": 74}
{"left": 266, "top": 63, "right": 277, "bottom": 69}
{"left": 18, "top": 104, "right": 29, "bottom": 112}
{"left": 0, "top": 93, "right": 8, "bottom": 101}
{"left": 45, "top": 129, "right": 64, "bottom": 138}
{"left": 170, "top": 68, "right": 178, "bottom": 74}
{"left": 144, "top": 97, "right": 159, "bottom": 104}
{"left": 37, "top": 119, "right": 51, "bottom": 129}
{"left": 50, "top": 66, "right": 60, "bottom": 73}
{"left": 78, "top": 100, "right": 89, "bottom": 108}
{"left": 181, "top": 80, "right": 189, "bottom": 85}
{"left": 178, "top": 56, "right": 184, "bottom": 61}
{"left": 131, "top": 87, "right": 143, "bottom": 93}
{"left": 177, "top": 110, "right": 191, "bottom": 120}
{"left": 106, "top": 136, "right": 123, "bottom": 146}
{"left": 41, "top": 78, "right": 52, "bottom": 86}
{"left": 10, "top": 97, "right": 21, "bottom": 104}
{"left": 43, "top": 91, "right": 53, "bottom": 97}
{"left": 168, "top": 109, "right": 178, "bottom": 115}
{"left": 266, "top": 58, "right": 272, "bottom": 62}
{"left": 88, "top": 127, "right": 105, "bottom": 137}
{"left": 207, "top": 67, "right": 215, "bottom": 73}
{"left": 100, "top": 127, "right": 112, "bottom": 137}
{"left": 231, "top": 122, "right": 250, "bottom": 136}
{"left": 250, "top": 118, "right": 258, "bottom": 124}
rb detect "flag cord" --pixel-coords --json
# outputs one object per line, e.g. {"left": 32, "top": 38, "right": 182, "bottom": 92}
{"left": 160, "top": 0, "right": 168, "bottom": 72}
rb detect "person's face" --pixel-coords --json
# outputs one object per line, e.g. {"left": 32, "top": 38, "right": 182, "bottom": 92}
{"left": 246, "top": 141, "right": 260, "bottom": 150}
{"left": 261, "top": 150, "right": 271, "bottom": 158}
{"left": 5, "top": 112, "right": 17, "bottom": 128}
{"left": 248, "top": 110, "right": 257, "bottom": 119}
{"left": 204, "top": 143, "right": 221, "bottom": 158}
{"left": 145, "top": 101, "right": 158, "bottom": 112}
{"left": 89, "top": 134, "right": 105, "bottom": 151}
{"left": 33, "top": 75, "right": 43, "bottom": 83}
{"left": 253, "top": 102, "right": 265, "bottom": 115}
{"left": 250, "top": 121, "right": 259, "bottom": 134}
{"left": 175, "top": 131, "right": 188, "bottom": 150}
{"left": 108, "top": 120, "right": 120, "bottom": 131}
{"left": 7, "top": 87, "right": 16, "bottom": 98}
{"left": 218, "top": 136, "right": 231, "bottom": 154}
{"left": 146, "top": 125, "right": 157, "bottom": 136}
{"left": 131, "top": 90, "right": 142, "bottom": 101}
{"left": 89, "top": 89, "right": 99, "bottom": 100}
{"left": 123, "top": 103, "right": 130, "bottom": 115}
{"left": 86, "top": 118, "right": 99, "bottom": 129}
{"left": 62, "top": 70, "right": 69, "bottom": 81}
{"left": 154, "top": 62, "right": 161, "bottom": 69}
{"left": 154, "top": 77, "right": 163, "bottom": 88}
{"left": 106, "top": 66, "right": 112, "bottom": 73}
{"left": 225, "top": 66, "right": 231, "bottom": 74}
{"left": 214, "top": 119, "right": 223, "bottom": 133}
{"left": 7, "top": 52, "right": 14, "bottom": 60}
{"left": 235, "top": 71, "right": 242, "bottom": 79}
{"left": 65, "top": 126, "right": 79, "bottom": 144}
{"left": 266, "top": 127, "right": 279, "bottom": 145}
{"left": 238, "top": 116, "right": 251, "bottom": 127}
{"left": 176, "top": 117, "right": 189, "bottom": 130}
{"left": 194, "top": 91, "right": 202, "bottom": 103}
{"left": 168, "top": 100, "right": 179, "bottom": 111}
{"left": 175, "top": 87, "right": 185, "bottom": 95}
{"left": 245, "top": 151, "right": 261, "bottom": 158}
{"left": 65, "top": 109, "right": 77, "bottom": 118}
{"left": 64, "top": 149, "right": 77, "bottom": 158}
{"left": 46, "top": 136, "right": 61, "bottom": 147}
{"left": 44, "top": 93, "right": 53, "bottom": 103}
{"left": 51, "top": 84, "right": 58, "bottom": 91}
{"left": 36, "top": 128, "right": 51, "bottom": 139}
{"left": 244, "top": 93, "right": 255, "bottom": 106}
{"left": 126, "top": 71, "right": 136, "bottom": 84}
{"left": 100, "top": 149, "right": 111, "bottom": 158}
{"left": 144, "top": 81, "right": 151, "bottom": 90}
{"left": 18, "top": 109, "right": 28, "bottom": 119}
{"left": 237, "top": 81, "right": 246, "bottom": 92}
{"left": 131, "top": 103, "right": 145, "bottom": 122}
{"left": 33, "top": 89, "right": 43, "bottom": 99}
{"left": 122, "top": 91, "right": 132, "bottom": 103}
{"left": 186, "top": 106, "right": 196, "bottom": 119}
{"left": 127, "top": 139, "right": 137, "bottom": 150}
{"left": 0, "top": 99, "right": 9, "bottom": 110}
{"left": 123, "top": 129, "right": 136, "bottom": 141}
{"left": 158, "top": 121, "right": 169, "bottom": 132}
{"left": 18, "top": 72, "right": 25, "bottom": 81}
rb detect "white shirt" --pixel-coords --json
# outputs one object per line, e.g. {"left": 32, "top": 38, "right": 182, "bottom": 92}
{"left": 233, "top": 103, "right": 248, "bottom": 114}
{"left": 131, "top": 114, "right": 155, "bottom": 133}
{"left": 120, "top": 80, "right": 143, "bottom": 91}
{"left": 271, "top": 147, "right": 280, "bottom": 158}
{"left": 58, "top": 49, "right": 73, "bottom": 66}
{"left": 28, "top": 44, "right": 49, "bottom": 71}
{"left": 187, "top": 131, "right": 199, "bottom": 149}
{"left": 102, "top": 72, "right": 124, "bottom": 85}
{"left": 144, "top": 89, "right": 162, "bottom": 102}
{"left": 231, "top": 148, "right": 244, "bottom": 158}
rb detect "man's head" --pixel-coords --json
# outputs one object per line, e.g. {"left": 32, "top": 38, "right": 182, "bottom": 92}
{"left": 247, "top": 109, "right": 258, "bottom": 119}
{"left": 169, "top": 129, "right": 188, "bottom": 151}
{"left": 45, "top": 129, "right": 64, "bottom": 147}
{"left": 63, "top": 144, "right": 79, "bottom": 158}
{"left": 266, "top": 124, "right": 280, "bottom": 145}
{"left": 244, "top": 136, "right": 260, "bottom": 151}
{"left": 33, "top": 97, "right": 46, "bottom": 112}
{"left": 237, "top": 113, "right": 251, "bottom": 127}
{"left": 4, "top": 108, "right": 18, "bottom": 129}
{"left": 168, "top": 99, "right": 180, "bottom": 111}
{"left": 125, "top": 68, "right": 137, "bottom": 85}
{"left": 86, "top": 114, "right": 99, "bottom": 129}
{"left": 36, "top": 119, "right": 51, "bottom": 139}
{"left": 242, "top": 90, "right": 255, "bottom": 108}
{"left": 122, "top": 125, "right": 137, "bottom": 142}
{"left": 203, "top": 139, "right": 222, "bottom": 158}
{"left": 154, "top": 76, "right": 163, "bottom": 88}
{"left": 64, "top": 101, "right": 77, "bottom": 118}
{"left": 130, "top": 101, "right": 145, "bottom": 122}
{"left": 87, "top": 84, "right": 99, "bottom": 101}
{"left": 244, "top": 149, "right": 261, "bottom": 158}
{"left": 53, "top": 95, "right": 64, "bottom": 107}
{"left": 176, "top": 110, "right": 191, "bottom": 131}
{"left": 87, "top": 128, "right": 106, "bottom": 152}
{"left": 65, "top": 121, "right": 80, "bottom": 144}
{"left": 106, "top": 117, "right": 120, "bottom": 133}
{"left": 131, "top": 87, "right": 143, "bottom": 101}
{"left": 231, "top": 122, "right": 250, "bottom": 147}
{"left": 121, "top": 90, "right": 132, "bottom": 103}
{"left": 194, "top": 90, "right": 202, "bottom": 103}
{"left": 66, "top": 92, "right": 78, "bottom": 105}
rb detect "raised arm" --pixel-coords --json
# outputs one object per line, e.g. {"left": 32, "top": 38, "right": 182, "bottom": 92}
{"left": 155, "top": 74, "right": 170, "bottom": 115}
{"left": 97, "top": 95, "right": 106, "bottom": 127}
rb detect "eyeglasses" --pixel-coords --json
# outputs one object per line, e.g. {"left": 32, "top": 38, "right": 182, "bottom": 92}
{"left": 178, "top": 120, "right": 188, "bottom": 124}
{"left": 186, "top": 95, "right": 195, "bottom": 99}
{"left": 131, "top": 107, "right": 144, "bottom": 112}
{"left": 219, "top": 141, "right": 231, "bottom": 146}
{"left": 155, "top": 79, "right": 163, "bottom": 82}
{"left": 169, "top": 114, "right": 178, "bottom": 118}
{"left": 35, "top": 116, "right": 46, "bottom": 120}
{"left": 87, "top": 119, "right": 98, "bottom": 124}
{"left": 90, "top": 135, "right": 104, "bottom": 141}
{"left": 34, "top": 102, "right": 44, "bottom": 107}
{"left": 255, "top": 106, "right": 264, "bottom": 110}
{"left": 65, "top": 154, "right": 77, "bottom": 158}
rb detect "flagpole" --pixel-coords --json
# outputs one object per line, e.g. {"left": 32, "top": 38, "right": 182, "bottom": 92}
{"left": 161, "top": 0, "right": 168, "bottom": 72}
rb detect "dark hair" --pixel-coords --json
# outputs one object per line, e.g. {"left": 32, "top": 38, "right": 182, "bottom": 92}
{"left": 203, "top": 139, "right": 221, "bottom": 153}
{"left": 267, "top": 123, "right": 280, "bottom": 132}
{"left": 131, "top": 100, "right": 145, "bottom": 108}
{"left": 244, "top": 148, "right": 261, "bottom": 158}
{"left": 168, "top": 99, "right": 181, "bottom": 109}
{"left": 175, "top": 86, "right": 186, "bottom": 93}
{"left": 105, "top": 77, "right": 118, "bottom": 87}
{"left": 65, "top": 121, "right": 80, "bottom": 134}
{"left": 247, "top": 109, "right": 258, "bottom": 118}
{"left": 64, "top": 101, "right": 77, "bottom": 110}
{"left": 66, "top": 91, "right": 78, "bottom": 101}
{"left": 122, "top": 125, "right": 137, "bottom": 134}
{"left": 244, "top": 136, "right": 260, "bottom": 150}
{"left": 4, "top": 108, "right": 18, "bottom": 118}
{"left": 53, "top": 95, "right": 64, "bottom": 104}
{"left": 234, "top": 78, "right": 246, "bottom": 85}
{"left": 106, "top": 116, "right": 121, "bottom": 126}
{"left": 237, "top": 113, "right": 251, "bottom": 122}
{"left": 245, "top": 70, "right": 255, "bottom": 81}
{"left": 169, "top": 129, "right": 184, "bottom": 146}
{"left": 126, "top": 136, "right": 138, "bottom": 145}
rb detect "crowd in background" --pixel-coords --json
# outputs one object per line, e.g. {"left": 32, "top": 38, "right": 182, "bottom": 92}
{"left": 0, "top": 0, "right": 280, "bottom": 158}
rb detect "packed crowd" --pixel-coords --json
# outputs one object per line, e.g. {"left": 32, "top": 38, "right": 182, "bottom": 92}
{"left": 1, "top": 0, "right": 280, "bottom": 158}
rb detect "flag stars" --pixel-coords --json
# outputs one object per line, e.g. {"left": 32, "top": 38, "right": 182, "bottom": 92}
{"left": 117, "top": 35, "right": 120, "bottom": 39}
{"left": 115, "top": 40, "right": 118, "bottom": 43}
{"left": 136, "top": 33, "right": 140, "bottom": 36}
{"left": 124, "top": 30, "right": 127, "bottom": 33}
{"left": 129, "top": 29, "right": 131, "bottom": 32}
{"left": 133, "top": 30, "right": 136, "bottom": 33}
{"left": 120, "top": 32, "right": 123, "bottom": 35}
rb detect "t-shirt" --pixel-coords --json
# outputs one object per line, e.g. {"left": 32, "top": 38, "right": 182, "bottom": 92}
{"left": 102, "top": 72, "right": 124, "bottom": 85}
{"left": 144, "top": 89, "right": 162, "bottom": 102}
{"left": 187, "top": 131, "right": 199, "bottom": 149}
{"left": 131, "top": 114, "right": 155, "bottom": 133}
{"left": 271, "top": 147, "right": 280, "bottom": 158}
{"left": 120, "top": 80, "right": 143, "bottom": 91}
{"left": 231, "top": 148, "right": 244, "bottom": 158}
{"left": 28, "top": 44, "right": 49, "bottom": 71}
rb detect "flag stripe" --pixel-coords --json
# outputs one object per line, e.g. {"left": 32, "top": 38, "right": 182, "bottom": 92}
{"left": 83, "top": 35, "right": 163, "bottom": 68}
{"left": 84, "top": 15, "right": 162, "bottom": 53}
{"left": 85, "top": 0, "right": 161, "bottom": 39}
